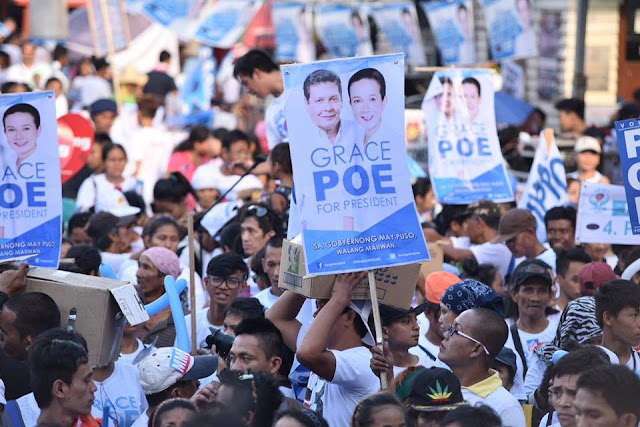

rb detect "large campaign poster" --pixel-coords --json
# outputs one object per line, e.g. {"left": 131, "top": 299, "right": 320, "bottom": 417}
{"left": 518, "top": 131, "right": 568, "bottom": 242}
{"left": 313, "top": 5, "right": 374, "bottom": 59}
{"left": 422, "top": 69, "right": 513, "bottom": 204}
{"left": 283, "top": 54, "right": 430, "bottom": 275}
{"left": 370, "top": 4, "right": 426, "bottom": 67}
{"left": 143, "top": 0, "right": 211, "bottom": 41}
{"left": 615, "top": 118, "right": 640, "bottom": 235}
{"left": 576, "top": 182, "right": 640, "bottom": 245}
{"left": 87, "top": 0, "right": 129, "bottom": 56}
{"left": 272, "top": 2, "right": 315, "bottom": 63}
{"left": 0, "top": 92, "right": 62, "bottom": 267}
{"left": 421, "top": 0, "right": 476, "bottom": 66}
{"left": 481, "top": 0, "right": 537, "bottom": 61}
{"left": 195, "top": 0, "right": 263, "bottom": 48}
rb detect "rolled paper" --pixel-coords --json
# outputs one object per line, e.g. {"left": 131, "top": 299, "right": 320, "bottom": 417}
{"left": 165, "top": 276, "right": 190, "bottom": 352}
{"left": 145, "top": 278, "right": 187, "bottom": 316}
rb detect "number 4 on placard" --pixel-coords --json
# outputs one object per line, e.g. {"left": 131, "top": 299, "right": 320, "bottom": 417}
{"left": 604, "top": 220, "right": 613, "bottom": 235}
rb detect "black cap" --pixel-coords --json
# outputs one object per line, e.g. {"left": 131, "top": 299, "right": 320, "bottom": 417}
{"left": 398, "top": 367, "right": 467, "bottom": 411}
{"left": 379, "top": 303, "right": 428, "bottom": 326}
{"left": 511, "top": 259, "right": 553, "bottom": 290}
{"left": 495, "top": 347, "right": 517, "bottom": 376}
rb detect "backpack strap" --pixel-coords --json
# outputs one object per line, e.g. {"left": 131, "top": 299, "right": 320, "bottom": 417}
{"left": 510, "top": 322, "right": 528, "bottom": 375}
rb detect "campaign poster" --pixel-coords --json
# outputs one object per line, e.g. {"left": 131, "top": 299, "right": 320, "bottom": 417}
{"left": 87, "top": 0, "right": 129, "bottom": 56}
{"left": 421, "top": 0, "right": 476, "bottom": 66}
{"left": 143, "top": 0, "right": 211, "bottom": 41}
{"left": 518, "top": 131, "right": 568, "bottom": 242}
{"left": 313, "top": 5, "right": 374, "bottom": 59}
{"left": 0, "top": 92, "right": 62, "bottom": 267}
{"left": 422, "top": 69, "right": 513, "bottom": 204}
{"left": 501, "top": 60, "right": 524, "bottom": 99}
{"left": 195, "top": 0, "right": 263, "bottom": 48}
{"left": 283, "top": 54, "right": 430, "bottom": 275}
{"left": 481, "top": 0, "right": 537, "bottom": 61}
{"left": 576, "top": 182, "right": 640, "bottom": 245}
{"left": 615, "top": 118, "right": 640, "bottom": 235}
{"left": 370, "top": 4, "right": 426, "bottom": 67}
{"left": 180, "top": 47, "right": 217, "bottom": 114}
{"left": 272, "top": 2, "right": 315, "bottom": 63}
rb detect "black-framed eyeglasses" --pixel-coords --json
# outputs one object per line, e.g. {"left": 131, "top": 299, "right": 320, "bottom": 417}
{"left": 206, "top": 276, "right": 245, "bottom": 289}
{"left": 444, "top": 325, "right": 490, "bottom": 355}
{"left": 247, "top": 204, "right": 267, "bottom": 217}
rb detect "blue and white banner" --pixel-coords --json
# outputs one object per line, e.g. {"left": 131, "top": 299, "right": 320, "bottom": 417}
{"left": 283, "top": 54, "right": 429, "bottom": 275}
{"left": 422, "top": 68, "right": 513, "bottom": 204}
{"left": 0, "top": 92, "right": 62, "bottom": 267}
{"left": 313, "top": 5, "right": 374, "bottom": 59}
{"left": 273, "top": 2, "right": 315, "bottom": 63}
{"left": 180, "top": 47, "right": 216, "bottom": 114}
{"left": 195, "top": 0, "right": 263, "bottom": 48}
{"left": 576, "top": 182, "right": 640, "bottom": 245}
{"left": 615, "top": 118, "right": 640, "bottom": 235}
{"left": 143, "top": 0, "right": 211, "bottom": 41}
{"left": 421, "top": 0, "right": 476, "bottom": 66}
{"left": 518, "top": 131, "right": 568, "bottom": 242}
{"left": 481, "top": 0, "right": 537, "bottom": 61}
{"left": 370, "top": 4, "right": 426, "bottom": 67}
{"left": 87, "top": 0, "right": 129, "bottom": 56}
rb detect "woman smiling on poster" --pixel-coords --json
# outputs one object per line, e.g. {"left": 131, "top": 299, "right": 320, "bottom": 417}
{"left": 348, "top": 67, "right": 388, "bottom": 145}
{"left": 2, "top": 103, "right": 41, "bottom": 169}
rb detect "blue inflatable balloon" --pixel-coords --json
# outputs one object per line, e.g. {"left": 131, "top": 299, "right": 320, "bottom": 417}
{"left": 99, "top": 263, "right": 118, "bottom": 280}
{"left": 165, "top": 276, "right": 190, "bottom": 352}
{"left": 145, "top": 278, "right": 187, "bottom": 316}
{"left": 552, "top": 350, "right": 569, "bottom": 364}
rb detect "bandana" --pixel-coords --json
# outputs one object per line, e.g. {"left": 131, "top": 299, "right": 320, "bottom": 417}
{"left": 534, "top": 296, "right": 601, "bottom": 365}
{"left": 142, "top": 247, "right": 181, "bottom": 279}
{"left": 441, "top": 279, "right": 505, "bottom": 317}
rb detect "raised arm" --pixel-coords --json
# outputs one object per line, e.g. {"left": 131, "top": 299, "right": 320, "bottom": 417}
{"left": 265, "top": 290, "right": 306, "bottom": 352}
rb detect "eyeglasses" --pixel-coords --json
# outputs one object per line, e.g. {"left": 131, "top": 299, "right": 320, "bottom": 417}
{"left": 444, "top": 325, "right": 490, "bottom": 355}
{"left": 247, "top": 204, "right": 267, "bottom": 217}
{"left": 206, "top": 276, "right": 245, "bottom": 289}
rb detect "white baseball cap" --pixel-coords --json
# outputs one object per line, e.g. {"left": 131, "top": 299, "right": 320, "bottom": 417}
{"left": 574, "top": 136, "right": 601, "bottom": 154}
{"left": 137, "top": 347, "right": 218, "bottom": 395}
{"left": 200, "top": 200, "right": 243, "bottom": 237}
{"left": 95, "top": 188, "right": 141, "bottom": 218}
{"left": 349, "top": 300, "right": 376, "bottom": 347}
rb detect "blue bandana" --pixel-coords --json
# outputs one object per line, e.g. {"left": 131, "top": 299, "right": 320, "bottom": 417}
{"left": 441, "top": 279, "right": 505, "bottom": 317}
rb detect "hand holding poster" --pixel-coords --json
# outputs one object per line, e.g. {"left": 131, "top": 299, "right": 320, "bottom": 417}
{"left": 195, "top": 0, "right": 263, "bottom": 48}
{"left": 272, "top": 2, "right": 315, "bottom": 63}
{"left": 576, "top": 182, "right": 640, "bottom": 245}
{"left": 421, "top": 0, "right": 476, "bottom": 66}
{"left": 370, "top": 4, "right": 426, "bottom": 67}
{"left": 481, "top": 0, "right": 538, "bottom": 61}
{"left": 422, "top": 69, "right": 513, "bottom": 204}
{"left": 0, "top": 92, "right": 62, "bottom": 267}
{"left": 615, "top": 118, "right": 640, "bottom": 234}
{"left": 518, "top": 130, "right": 568, "bottom": 242}
{"left": 283, "top": 54, "right": 429, "bottom": 275}
{"left": 313, "top": 5, "right": 374, "bottom": 59}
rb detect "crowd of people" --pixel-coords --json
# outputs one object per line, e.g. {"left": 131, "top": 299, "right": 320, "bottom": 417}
{"left": 0, "top": 32, "right": 639, "bottom": 427}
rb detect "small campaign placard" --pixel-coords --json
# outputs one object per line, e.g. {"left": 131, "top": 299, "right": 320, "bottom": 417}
{"left": 615, "top": 118, "right": 640, "bottom": 235}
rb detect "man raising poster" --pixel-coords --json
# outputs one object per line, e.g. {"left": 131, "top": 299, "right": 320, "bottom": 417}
{"left": 303, "top": 69, "right": 364, "bottom": 146}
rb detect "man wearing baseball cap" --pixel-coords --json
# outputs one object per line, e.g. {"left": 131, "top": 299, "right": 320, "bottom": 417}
{"left": 566, "top": 135, "right": 610, "bottom": 184}
{"left": 441, "top": 201, "right": 514, "bottom": 279}
{"left": 132, "top": 347, "right": 218, "bottom": 427}
{"left": 578, "top": 262, "right": 618, "bottom": 297}
{"left": 493, "top": 208, "right": 557, "bottom": 274}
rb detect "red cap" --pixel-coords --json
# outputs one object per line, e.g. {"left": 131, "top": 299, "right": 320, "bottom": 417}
{"left": 425, "top": 272, "right": 461, "bottom": 304}
{"left": 579, "top": 262, "right": 619, "bottom": 296}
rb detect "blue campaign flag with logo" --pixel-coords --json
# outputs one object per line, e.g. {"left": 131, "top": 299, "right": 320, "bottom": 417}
{"left": 615, "top": 118, "right": 640, "bottom": 234}
{"left": 0, "top": 91, "right": 62, "bottom": 267}
{"left": 283, "top": 54, "right": 429, "bottom": 275}
{"left": 423, "top": 68, "right": 513, "bottom": 204}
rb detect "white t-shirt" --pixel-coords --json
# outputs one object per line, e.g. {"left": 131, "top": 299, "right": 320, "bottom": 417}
{"left": 596, "top": 345, "right": 640, "bottom": 371}
{"left": 126, "top": 126, "right": 173, "bottom": 204}
{"left": 470, "top": 242, "right": 513, "bottom": 278}
{"left": 101, "top": 252, "right": 133, "bottom": 277}
{"left": 265, "top": 93, "right": 288, "bottom": 150}
{"left": 538, "top": 412, "right": 560, "bottom": 427}
{"left": 129, "top": 411, "right": 149, "bottom": 427}
{"left": 180, "top": 308, "right": 221, "bottom": 349}
{"left": 393, "top": 350, "right": 437, "bottom": 377}
{"left": 462, "top": 383, "right": 526, "bottom": 427}
{"left": 505, "top": 312, "right": 561, "bottom": 367}
{"left": 0, "top": 379, "right": 5, "bottom": 405}
{"left": 191, "top": 161, "right": 264, "bottom": 201}
{"left": 303, "top": 346, "right": 380, "bottom": 427}
{"left": 91, "top": 361, "right": 148, "bottom": 427}
{"left": 409, "top": 334, "right": 440, "bottom": 369}
{"left": 537, "top": 248, "right": 557, "bottom": 274}
{"left": 118, "top": 338, "right": 146, "bottom": 365}
{"left": 567, "top": 170, "right": 605, "bottom": 184}
{"left": 75, "top": 174, "right": 142, "bottom": 212}
{"left": 523, "top": 352, "right": 549, "bottom": 398}
{"left": 254, "top": 286, "right": 280, "bottom": 309}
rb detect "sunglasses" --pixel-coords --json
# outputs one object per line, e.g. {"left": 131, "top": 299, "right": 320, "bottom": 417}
{"left": 247, "top": 204, "right": 267, "bottom": 217}
{"left": 444, "top": 324, "right": 490, "bottom": 355}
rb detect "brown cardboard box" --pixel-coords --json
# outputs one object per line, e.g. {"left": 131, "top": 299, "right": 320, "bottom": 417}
{"left": 279, "top": 238, "right": 422, "bottom": 309}
{"left": 14, "top": 265, "right": 148, "bottom": 367}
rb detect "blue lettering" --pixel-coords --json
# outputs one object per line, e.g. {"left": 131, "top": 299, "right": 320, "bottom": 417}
{"left": 438, "top": 140, "right": 453, "bottom": 158}
{"left": 2, "top": 166, "right": 16, "bottom": 180}
{"left": 372, "top": 164, "right": 395, "bottom": 194}
{"left": 0, "top": 183, "right": 22, "bottom": 208}
{"left": 458, "top": 137, "right": 473, "bottom": 156}
{"left": 26, "top": 182, "right": 46, "bottom": 207}
{"left": 17, "top": 163, "right": 35, "bottom": 179}
{"left": 365, "top": 141, "right": 380, "bottom": 161}
{"left": 380, "top": 141, "right": 391, "bottom": 160}
{"left": 478, "top": 137, "right": 490, "bottom": 156}
{"left": 349, "top": 144, "right": 365, "bottom": 163}
{"left": 344, "top": 165, "right": 369, "bottom": 196}
{"left": 549, "top": 158, "right": 566, "bottom": 189}
{"left": 311, "top": 148, "right": 330, "bottom": 168}
{"left": 313, "top": 170, "right": 339, "bottom": 201}
{"left": 334, "top": 144, "right": 346, "bottom": 164}
{"left": 35, "top": 162, "right": 45, "bottom": 179}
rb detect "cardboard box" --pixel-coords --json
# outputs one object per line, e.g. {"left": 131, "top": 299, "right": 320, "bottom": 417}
{"left": 279, "top": 238, "right": 422, "bottom": 309}
{"left": 1, "top": 260, "right": 148, "bottom": 367}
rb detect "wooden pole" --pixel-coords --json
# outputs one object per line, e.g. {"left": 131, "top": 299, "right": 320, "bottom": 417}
{"left": 187, "top": 213, "right": 197, "bottom": 354}
{"left": 544, "top": 128, "right": 555, "bottom": 152}
{"left": 368, "top": 270, "right": 389, "bottom": 390}
{"left": 99, "top": 0, "right": 123, "bottom": 112}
